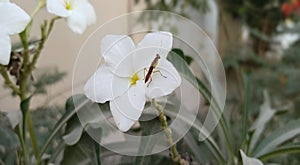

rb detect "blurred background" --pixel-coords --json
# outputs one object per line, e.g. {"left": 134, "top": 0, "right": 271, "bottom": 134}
{"left": 0, "top": 1, "right": 138, "bottom": 111}
{"left": 1, "top": 0, "right": 300, "bottom": 164}
{"left": 2, "top": 0, "right": 300, "bottom": 127}
{"left": 2, "top": 0, "right": 299, "bottom": 114}
{"left": 0, "top": 0, "right": 220, "bottom": 111}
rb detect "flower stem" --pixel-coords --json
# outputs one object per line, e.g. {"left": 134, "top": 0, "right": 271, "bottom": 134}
{"left": 0, "top": 66, "right": 20, "bottom": 95}
{"left": 30, "top": 0, "right": 46, "bottom": 18}
{"left": 15, "top": 125, "right": 30, "bottom": 165}
{"left": 18, "top": 31, "right": 29, "bottom": 100}
{"left": 24, "top": 0, "right": 46, "bottom": 38}
{"left": 0, "top": 2, "right": 56, "bottom": 164}
{"left": 15, "top": 9, "right": 54, "bottom": 165}
{"left": 27, "top": 112, "right": 39, "bottom": 159}
{"left": 36, "top": 99, "right": 89, "bottom": 165}
{"left": 152, "top": 99, "right": 185, "bottom": 165}
{"left": 30, "top": 17, "right": 60, "bottom": 72}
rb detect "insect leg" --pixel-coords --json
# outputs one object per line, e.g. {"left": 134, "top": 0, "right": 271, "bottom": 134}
{"left": 153, "top": 70, "right": 167, "bottom": 78}
{"left": 147, "top": 77, "right": 153, "bottom": 87}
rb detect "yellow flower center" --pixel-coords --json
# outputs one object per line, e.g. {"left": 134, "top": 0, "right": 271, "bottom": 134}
{"left": 130, "top": 73, "right": 140, "bottom": 86}
{"left": 65, "top": 1, "right": 72, "bottom": 10}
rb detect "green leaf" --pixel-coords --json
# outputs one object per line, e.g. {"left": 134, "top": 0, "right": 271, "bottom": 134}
{"left": 63, "top": 117, "right": 83, "bottom": 146}
{"left": 170, "top": 48, "right": 193, "bottom": 65}
{"left": 252, "top": 120, "right": 300, "bottom": 157}
{"left": 0, "top": 127, "right": 19, "bottom": 150}
{"left": 61, "top": 132, "right": 101, "bottom": 165}
{"left": 240, "top": 150, "right": 263, "bottom": 165}
{"left": 134, "top": 114, "right": 162, "bottom": 165}
{"left": 249, "top": 90, "right": 276, "bottom": 152}
{"left": 168, "top": 48, "right": 213, "bottom": 105}
{"left": 284, "top": 70, "right": 300, "bottom": 96}
{"left": 167, "top": 49, "right": 198, "bottom": 90}
{"left": 63, "top": 95, "right": 86, "bottom": 145}
{"left": 122, "top": 154, "right": 173, "bottom": 165}
{"left": 258, "top": 144, "right": 300, "bottom": 161}
{"left": 40, "top": 94, "right": 105, "bottom": 164}
{"left": 163, "top": 98, "right": 226, "bottom": 164}
{"left": 20, "top": 96, "right": 32, "bottom": 139}
{"left": 63, "top": 95, "right": 111, "bottom": 145}
{"left": 184, "top": 131, "right": 212, "bottom": 163}
{"left": 20, "top": 96, "right": 31, "bottom": 114}
{"left": 242, "top": 73, "right": 251, "bottom": 145}
{"left": 248, "top": 28, "right": 274, "bottom": 43}
{"left": 0, "top": 124, "right": 19, "bottom": 165}
{"left": 132, "top": 96, "right": 224, "bottom": 164}
{"left": 283, "top": 45, "right": 300, "bottom": 67}
{"left": 65, "top": 94, "right": 85, "bottom": 112}
{"left": 6, "top": 110, "right": 22, "bottom": 129}
{"left": 167, "top": 48, "right": 230, "bottom": 162}
{"left": 38, "top": 95, "right": 90, "bottom": 161}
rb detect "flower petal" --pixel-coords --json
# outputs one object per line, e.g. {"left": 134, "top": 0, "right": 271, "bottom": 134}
{"left": 110, "top": 80, "right": 146, "bottom": 131}
{"left": 133, "top": 31, "right": 173, "bottom": 71}
{"left": 0, "top": 33, "right": 11, "bottom": 65}
{"left": 138, "top": 31, "right": 173, "bottom": 59}
{"left": 73, "top": 0, "right": 96, "bottom": 25}
{"left": 84, "top": 65, "right": 129, "bottom": 103}
{"left": 0, "top": 2, "right": 30, "bottom": 35}
{"left": 46, "top": 0, "right": 69, "bottom": 18}
{"left": 66, "top": 10, "right": 88, "bottom": 34}
{"left": 146, "top": 59, "right": 181, "bottom": 99}
{"left": 101, "top": 35, "right": 136, "bottom": 77}
{"left": 109, "top": 103, "right": 136, "bottom": 132}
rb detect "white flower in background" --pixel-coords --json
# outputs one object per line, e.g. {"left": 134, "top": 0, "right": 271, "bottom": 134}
{"left": 46, "top": 0, "right": 96, "bottom": 34}
{"left": 84, "top": 31, "right": 182, "bottom": 132}
{"left": 0, "top": 0, "right": 30, "bottom": 65}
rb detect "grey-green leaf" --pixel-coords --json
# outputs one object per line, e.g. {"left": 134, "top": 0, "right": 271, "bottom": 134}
{"left": 249, "top": 90, "right": 276, "bottom": 152}
{"left": 6, "top": 110, "right": 22, "bottom": 129}
{"left": 240, "top": 150, "right": 263, "bottom": 165}
{"left": 61, "top": 132, "right": 101, "bottom": 165}
{"left": 253, "top": 120, "right": 300, "bottom": 157}
{"left": 258, "top": 144, "right": 300, "bottom": 161}
{"left": 63, "top": 124, "right": 84, "bottom": 146}
{"left": 63, "top": 94, "right": 109, "bottom": 145}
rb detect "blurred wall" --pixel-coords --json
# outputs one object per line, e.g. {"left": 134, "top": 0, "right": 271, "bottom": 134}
{"left": 0, "top": 0, "right": 220, "bottom": 112}
{"left": 0, "top": 0, "right": 134, "bottom": 111}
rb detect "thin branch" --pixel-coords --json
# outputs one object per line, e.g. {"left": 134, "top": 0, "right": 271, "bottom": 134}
{"left": 30, "top": 17, "right": 60, "bottom": 72}
{"left": 152, "top": 99, "right": 186, "bottom": 165}
{"left": 0, "top": 66, "right": 20, "bottom": 95}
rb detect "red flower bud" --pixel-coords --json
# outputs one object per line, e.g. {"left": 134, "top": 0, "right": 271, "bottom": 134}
{"left": 281, "top": 3, "right": 294, "bottom": 17}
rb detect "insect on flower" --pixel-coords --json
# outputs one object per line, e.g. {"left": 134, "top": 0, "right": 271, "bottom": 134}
{"left": 84, "top": 31, "right": 182, "bottom": 132}
{"left": 144, "top": 54, "right": 167, "bottom": 86}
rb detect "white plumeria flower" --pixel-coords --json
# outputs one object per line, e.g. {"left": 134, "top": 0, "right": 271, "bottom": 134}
{"left": 46, "top": 0, "right": 96, "bottom": 34}
{"left": 84, "top": 31, "right": 182, "bottom": 132}
{"left": 0, "top": 0, "right": 30, "bottom": 65}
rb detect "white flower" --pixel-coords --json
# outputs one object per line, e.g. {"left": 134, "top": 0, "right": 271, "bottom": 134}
{"left": 46, "top": 0, "right": 96, "bottom": 34}
{"left": 0, "top": 0, "right": 30, "bottom": 65}
{"left": 84, "top": 31, "right": 182, "bottom": 132}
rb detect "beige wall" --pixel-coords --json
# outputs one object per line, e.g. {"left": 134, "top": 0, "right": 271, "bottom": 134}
{"left": 0, "top": 1, "right": 221, "bottom": 112}
{"left": 0, "top": 1, "right": 141, "bottom": 111}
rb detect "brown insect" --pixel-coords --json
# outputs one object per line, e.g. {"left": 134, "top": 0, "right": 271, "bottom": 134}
{"left": 144, "top": 54, "right": 166, "bottom": 86}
